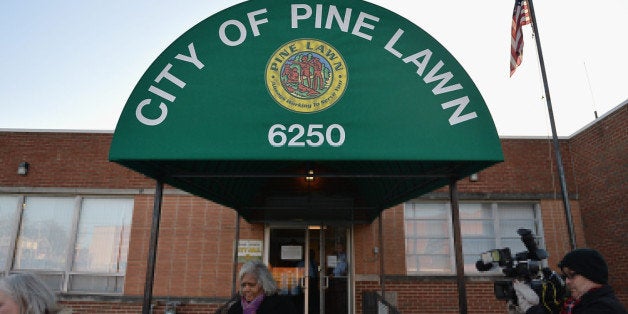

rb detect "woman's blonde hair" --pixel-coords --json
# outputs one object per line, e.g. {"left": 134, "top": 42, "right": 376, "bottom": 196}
{"left": 0, "top": 273, "right": 63, "bottom": 314}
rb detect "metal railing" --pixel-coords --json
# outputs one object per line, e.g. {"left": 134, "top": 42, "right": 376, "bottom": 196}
{"left": 362, "top": 291, "right": 401, "bottom": 314}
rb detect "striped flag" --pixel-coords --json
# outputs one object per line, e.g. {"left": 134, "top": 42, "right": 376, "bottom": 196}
{"left": 510, "top": 0, "right": 531, "bottom": 76}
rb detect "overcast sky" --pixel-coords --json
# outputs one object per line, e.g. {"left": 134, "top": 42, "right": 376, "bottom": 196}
{"left": 1, "top": 0, "right": 626, "bottom": 136}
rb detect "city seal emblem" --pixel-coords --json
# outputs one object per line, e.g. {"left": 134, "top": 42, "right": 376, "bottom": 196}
{"left": 265, "top": 39, "right": 348, "bottom": 113}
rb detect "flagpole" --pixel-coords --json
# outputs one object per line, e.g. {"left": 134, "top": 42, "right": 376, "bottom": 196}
{"left": 526, "top": 0, "right": 577, "bottom": 250}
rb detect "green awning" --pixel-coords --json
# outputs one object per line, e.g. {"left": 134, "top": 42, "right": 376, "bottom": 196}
{"left": 109, "top": 0, "right": 503, "bottom": 223}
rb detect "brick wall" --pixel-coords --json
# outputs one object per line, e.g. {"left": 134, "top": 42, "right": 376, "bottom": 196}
{"left": 124, "top": 193, "right": 266, "bottom": 298}
{"left": 59, "top": 301, "right": 143, "bottom": 314}
{"left": 444, "top": 137, "right": 576, "bottom": 196}
{"left": 356, "top": 280, "right": 507, "bottom": 314}
{"left": 0, "top": 132, "right": 152, "bottom": 188}
{"left": 58, "top": 300, "right": 222, "bottom": 314}
{"left": 124, "top": 195, "right": 240, "bottom": 297}
{"left": 568, "top": 105, "right": 627, "bottom": 303}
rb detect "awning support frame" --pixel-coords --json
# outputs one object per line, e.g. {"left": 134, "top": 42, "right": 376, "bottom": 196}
{"left": 378, "top": 213, "right": 385, "bottom": 301}
{"left": 142, "top": 180, "right": 164, "bottom": 314}
{"left": 231, "top": 214, "right": 240, "bottom": 296}
{"left": 450, "top": 179, "right": 468, "bottom": 314}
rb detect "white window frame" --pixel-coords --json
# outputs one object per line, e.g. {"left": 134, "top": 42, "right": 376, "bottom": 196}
{"left": 0, "top": 195, "right": 23, "bottom": 277}
{"left": 0, "top": 194, "right": 133, "bottom": 294}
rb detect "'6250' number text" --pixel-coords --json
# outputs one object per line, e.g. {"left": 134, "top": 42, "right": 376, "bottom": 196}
{"left": 268, "top": 124, "right": 345, "bottom": 147}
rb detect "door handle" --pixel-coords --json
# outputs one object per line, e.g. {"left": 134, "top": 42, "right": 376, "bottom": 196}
{"left": 322, "top": 276, "right": 329, "bottom": 289}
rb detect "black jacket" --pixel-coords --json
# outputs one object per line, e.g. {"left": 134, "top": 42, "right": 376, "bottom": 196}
{"left": 527, "top": 285, "right": 627, "bottom": 314}
{"left": 226, "top": 294, "right": 298, "bottom": 314}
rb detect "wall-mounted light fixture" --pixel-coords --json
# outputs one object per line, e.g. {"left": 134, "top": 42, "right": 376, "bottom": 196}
{"left": 17, "top": 162, "right": 29, "bottom": 176}
{"left": 469, "top": 173, "right": 478, "bottom": 182}
{"left": 305, "top": 169, "right": 314, "bottom": 182}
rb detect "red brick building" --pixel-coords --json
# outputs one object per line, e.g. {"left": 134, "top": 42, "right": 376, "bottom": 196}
{"left": 0, "top": 102, "right": 624, "bottom": 313}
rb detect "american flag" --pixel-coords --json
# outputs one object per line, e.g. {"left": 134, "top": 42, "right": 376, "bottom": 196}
{"left": 510, "top": 0, "right": 531, "bottom": 76}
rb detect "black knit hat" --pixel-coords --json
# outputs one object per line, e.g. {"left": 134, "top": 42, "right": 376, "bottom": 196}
{"left": 558, "top": 248, "right": 608, "bottom": 284}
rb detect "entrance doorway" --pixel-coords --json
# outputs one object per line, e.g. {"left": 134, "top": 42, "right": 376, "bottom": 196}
{"left": 265, "top": 224, "right": 351, "bottom": 314}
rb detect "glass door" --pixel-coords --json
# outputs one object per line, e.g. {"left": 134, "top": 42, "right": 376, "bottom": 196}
{"left": 320, "top": 224, "right": 349, "bottom": 314}
{"left": 267, "top": 224, "right": 350, "bottom": 314}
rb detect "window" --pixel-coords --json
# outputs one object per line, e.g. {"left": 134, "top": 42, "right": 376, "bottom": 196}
{"left": 404, "top": 201, "right": 543, "bottom": 275}
{"left": 70, "top": 198, "right": 133, "bottom": 293}
{"left": 15, "top": 197, "right": 75, "bottom": 271}
{"left": 0, "top": 195, "right": 133, "bottom": 293}
{"left": 405, "top": 203, "right": 453, "bottom": 274}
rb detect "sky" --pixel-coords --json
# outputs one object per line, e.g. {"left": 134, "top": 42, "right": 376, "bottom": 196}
{"left": 1, "top": 0, "right": 626, "bottom": 137}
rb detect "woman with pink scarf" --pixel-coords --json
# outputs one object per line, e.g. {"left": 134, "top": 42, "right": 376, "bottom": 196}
{"left": 226, "top": 261, "right": 298, "bottom": 314}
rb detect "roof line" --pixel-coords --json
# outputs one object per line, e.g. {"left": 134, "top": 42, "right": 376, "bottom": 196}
{"left": 568, "top": 99, "right": 627, "bottom": 137}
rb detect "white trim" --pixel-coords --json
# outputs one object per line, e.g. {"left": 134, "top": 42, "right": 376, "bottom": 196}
{"left": 2, "top": 195, "right": 23, "bottom": 272}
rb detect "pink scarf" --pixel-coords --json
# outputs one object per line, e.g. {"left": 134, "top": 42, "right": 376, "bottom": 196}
{"left": 241, "top": 294, "right": 264, "bottom": 314}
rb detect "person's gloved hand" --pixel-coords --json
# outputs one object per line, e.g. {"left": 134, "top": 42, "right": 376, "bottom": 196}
{"left": 513, "top": 280, "right": 539, "bottom": 313}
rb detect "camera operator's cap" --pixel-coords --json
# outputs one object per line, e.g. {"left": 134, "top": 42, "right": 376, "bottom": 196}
{"left": 558, "top": 248, "right": 608, "bottom": 284}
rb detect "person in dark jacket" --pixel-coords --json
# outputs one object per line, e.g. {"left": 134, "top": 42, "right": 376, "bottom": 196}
{"left": 226, "top": 260, "right": 298, "bottom": 314}
{"left": 517, "top": 248, "right": 627, "bottom": 314}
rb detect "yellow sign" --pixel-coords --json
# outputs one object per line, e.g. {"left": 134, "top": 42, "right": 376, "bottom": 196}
{"left": 237, "top": 240, "right": 263, "bottom": 263}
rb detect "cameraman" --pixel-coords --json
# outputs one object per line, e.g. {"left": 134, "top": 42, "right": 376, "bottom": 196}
{"left": 515, "top": 248, "right": 627, "bottom": 314}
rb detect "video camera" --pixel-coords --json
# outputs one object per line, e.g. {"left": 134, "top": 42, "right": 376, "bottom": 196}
{"left": 475, "top": 228, "right": 564, "bottom": 306}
